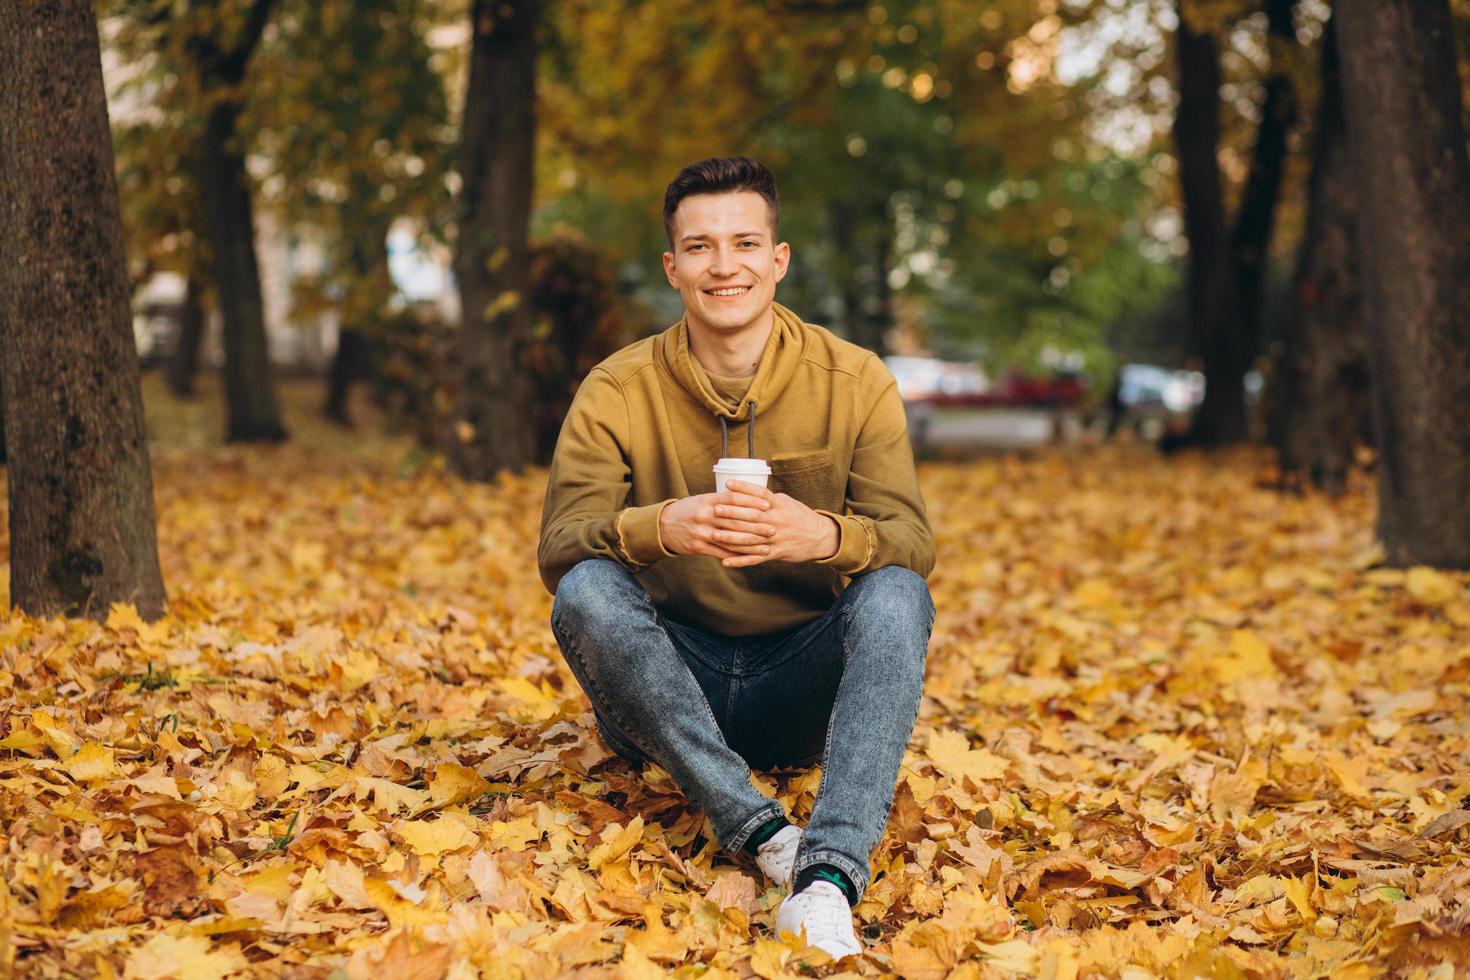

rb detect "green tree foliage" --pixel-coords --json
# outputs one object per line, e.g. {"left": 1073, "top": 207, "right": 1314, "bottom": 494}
{"left": 244, "top": 0, "right": 454, "bottom": 333}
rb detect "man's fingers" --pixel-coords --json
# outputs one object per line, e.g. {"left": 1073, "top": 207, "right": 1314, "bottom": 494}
{"left": 721, "top": 552, "right": 769, "bottom": 568}
{"left": 710, "top": 528, "right": 771, "bottom": 548}
{"left": 712, "top": 503, "right": 771, "bottom": 524}
{"left": 720, "top": 484, "right": 773, "bottom": 509}
{"left": 711, "top": 517, "right": 775, "bottom": 537}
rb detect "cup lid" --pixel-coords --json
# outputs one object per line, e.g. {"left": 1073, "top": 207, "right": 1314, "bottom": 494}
{"left": 714, "top": 457, "right": 771, "bottom": 472}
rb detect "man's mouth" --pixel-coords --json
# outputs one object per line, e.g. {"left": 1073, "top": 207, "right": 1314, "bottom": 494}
{"left": 704, "top": 286, "right": 751, "bottom": 297}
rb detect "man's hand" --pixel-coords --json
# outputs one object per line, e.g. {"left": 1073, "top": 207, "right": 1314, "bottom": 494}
{"left": 659, "top": 480, "right": 839, "bottom": 569}
{"left": 658, "top": 488, "right": 773, "bottom": 562}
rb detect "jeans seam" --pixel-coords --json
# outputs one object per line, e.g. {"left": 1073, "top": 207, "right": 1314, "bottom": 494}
{"left": 795, "top": 597, "right": 849, "bottom": 874}
{"left": 553, "top": 621, "right": 652, "bottom": 761}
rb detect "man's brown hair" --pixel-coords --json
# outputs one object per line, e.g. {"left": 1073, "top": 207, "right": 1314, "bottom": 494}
{"left": 662, "top": 156, "right": 780, "bottom": 247}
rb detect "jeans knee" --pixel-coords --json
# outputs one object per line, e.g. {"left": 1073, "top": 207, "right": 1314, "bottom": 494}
{"left": 846, "top": 565, "right": 935, "bottom": 637}
{"left": 552, "top": 559, "right": 637, "bottom": 636}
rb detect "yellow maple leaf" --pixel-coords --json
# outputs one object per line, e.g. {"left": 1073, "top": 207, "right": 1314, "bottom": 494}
{"left": 425, "top": 761, "right": 491, "bottom": 811}
{"left": 31, "top": 708, "right": 81, "bottom": 758}
{"left": 1405, "top": 566, "right": 1458, "bottom": 606}
{"left": 1214, "top": 630, "right": 1276, "bottom": 684}
{"left": 396, "top": 810, "right": 480, "bottom": 857}
{"left": 124, "top": 932, "right": 248, "bottom": 980}
{"left": 588, "top": 816, "right": 645, "bottom": 870}
{"left": 62, "top": 742, "right": 117, "bottom": 783}
{"left": 926, "top": 728, "right": 1009, "bottom": 785}
{"left": 618, "top": 943, "right": 668, "bottom": 980}
{"left": 975, "top": 938, "right": 1039, "bottom": 974}
{"left": 486, "top": 815, "right": 542, "bottom": 851}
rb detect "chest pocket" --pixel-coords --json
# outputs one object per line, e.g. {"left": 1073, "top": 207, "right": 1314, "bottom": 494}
{"left": 770, "top": 449, "right": 843, "bottom": 513}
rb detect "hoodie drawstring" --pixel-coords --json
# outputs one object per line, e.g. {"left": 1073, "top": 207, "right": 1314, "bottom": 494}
{"left": 717, "top": 399, "right": 758, "bottom": 458}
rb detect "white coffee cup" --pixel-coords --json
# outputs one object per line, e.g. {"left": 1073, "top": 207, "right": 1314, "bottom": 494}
{"left": 713, "top": 457, "right": 772, "bottom": 494}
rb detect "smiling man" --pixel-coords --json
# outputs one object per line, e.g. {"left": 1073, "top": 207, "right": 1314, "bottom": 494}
{"left": 538, "top": 157, "right": 935, "bottom": 960}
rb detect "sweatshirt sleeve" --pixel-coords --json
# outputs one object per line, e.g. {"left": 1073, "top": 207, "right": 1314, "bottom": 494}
{"left": 537, "top": 368, "right": 676, "bottom": 595}
{"left": 814, "top": 361, "right": 935, "bottom": 578}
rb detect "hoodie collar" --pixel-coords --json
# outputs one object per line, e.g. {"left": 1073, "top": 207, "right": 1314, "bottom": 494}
{"left": 658, "top": 302, "right": 808, "bottom": 422}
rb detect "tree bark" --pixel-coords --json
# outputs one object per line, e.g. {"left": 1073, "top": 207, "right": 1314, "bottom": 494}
{"left": 1226, "top": 0, "right": 1295, "bottom": 390}
{"left": 1336, "top": 0, "right": 1470, "bottom": 567}
{"left": 167, "top": 270, "right": 207, "bottom": 398}
{"left": 1175, "top": 0, "right": 1296, "bottom": 448}
{"left": 1171, "top": 6, "right": 1243, "bottom": 447}
{"left": 1266, "top": 15, "right": 1369, "bottom": 494}
{"left": 192, "top": 0, "right": 286, "bottom": 443}
{"left": 0, "top": 0, "right": 167, "bottom": 618}
{"left": 450, "top": 0, "right": 539, "bottom": 478}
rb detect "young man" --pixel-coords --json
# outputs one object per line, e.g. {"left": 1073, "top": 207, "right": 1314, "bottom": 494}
{"left": 538, "top": 157, "right": 935, "bottom": 959}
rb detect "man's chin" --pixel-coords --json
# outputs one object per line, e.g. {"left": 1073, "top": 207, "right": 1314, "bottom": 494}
{"left": 692, "top": 303, "right": 770, "bottom": 333}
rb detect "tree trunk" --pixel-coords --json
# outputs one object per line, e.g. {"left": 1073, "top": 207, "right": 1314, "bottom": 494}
{"left": 1226, "top": 0, "right": 1296, "bottom": 402}
{"left": 450, "top": 0, "right": 539, "bottom": 479}
{"left": 1175, "top": 0, "right": 1296, "bottom": 449}
{"left": 189, "top": 0, "right": 285, "bottom": 443}
{"left": 199, "top": 95, "right": 286, "bottom": 442}
{"left": 167, "top": 270, "right": 207, "bottom": 398}
{"left": 1170, "top": 5, "right": 1244, "bottom": 447}
{"left": 1266, "top": 15, "right": 1369, "bottom": 494}
{"left": 1336, "top": 0, "right": 1470, "bottom": 567}
{"left": 0, "top": 0, "right": 167, "bottom": 619}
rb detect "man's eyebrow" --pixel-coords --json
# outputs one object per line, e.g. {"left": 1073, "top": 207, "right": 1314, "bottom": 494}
{"left": 679, "top": 231, "right": 767, "bottom": 244}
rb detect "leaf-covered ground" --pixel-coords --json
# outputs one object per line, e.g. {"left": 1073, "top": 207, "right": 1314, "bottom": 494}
{"left": 3, "top": 381, "right": 1468, "bottom": 978}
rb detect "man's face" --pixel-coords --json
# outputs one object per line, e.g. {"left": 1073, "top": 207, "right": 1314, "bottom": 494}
{"left": 662, "top": 191, "right": 790, "bottom": 338}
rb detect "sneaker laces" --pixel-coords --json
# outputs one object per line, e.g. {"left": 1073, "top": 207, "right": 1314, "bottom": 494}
{"left": 776, "top": 881, "right": 861, "bottom": 959}
{"left": 754, "top": 825, "right": 801, "bottom": 886}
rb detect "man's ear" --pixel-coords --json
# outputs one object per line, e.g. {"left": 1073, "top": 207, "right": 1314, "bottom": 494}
{"left": 773, "top": 241, "right": 791, "bottom": 283}
{"left": 662, "top": 250, "right": 679, "bottom": 289}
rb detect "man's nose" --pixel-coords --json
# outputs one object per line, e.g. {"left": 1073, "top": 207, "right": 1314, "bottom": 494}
{"left": 709, "top": 245, "right": 739, "bottom": 275}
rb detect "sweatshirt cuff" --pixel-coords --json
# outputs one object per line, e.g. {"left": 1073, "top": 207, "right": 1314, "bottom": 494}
{"left": 813, "top": 512, "right": 874, "bottom": 575}
{"left": 615, "top": 500, "right": 678, "bottom": 567}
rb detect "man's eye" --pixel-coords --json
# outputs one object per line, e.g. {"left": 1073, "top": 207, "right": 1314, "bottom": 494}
{"left": 740, "top": 240, "right": 758, "bottom": 247}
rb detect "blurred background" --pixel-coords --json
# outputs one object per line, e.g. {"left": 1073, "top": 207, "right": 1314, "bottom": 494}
{"left": 96, "top": 0, "right": 1470, "bottom": 466}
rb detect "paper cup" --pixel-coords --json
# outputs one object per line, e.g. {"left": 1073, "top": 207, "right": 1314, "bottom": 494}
{"left": 713, "top": 457, "right": 771, "bottom": 494}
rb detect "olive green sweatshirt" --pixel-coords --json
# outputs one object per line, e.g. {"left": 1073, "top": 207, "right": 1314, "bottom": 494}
{"left": 537, "top": 303, "right": 934, "bottom": 636}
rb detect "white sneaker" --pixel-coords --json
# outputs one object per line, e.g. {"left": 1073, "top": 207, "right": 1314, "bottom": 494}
{"left": 754, "top": 825, "right": 802, "bottom": 887}
{"left": 774, "top": 880, "right": 862, "bottom": 960}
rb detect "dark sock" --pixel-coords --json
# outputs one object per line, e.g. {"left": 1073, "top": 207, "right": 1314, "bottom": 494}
{"left": 743, "top": 816, "right": 790, "bottom": 854}
{"left": 793, "top": 863, "right": 858, "bottom": 906}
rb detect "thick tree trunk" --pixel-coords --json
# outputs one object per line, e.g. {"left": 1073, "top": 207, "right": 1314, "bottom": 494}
{"left": 1267, "top": 15, "right": 1370, "bottom": 494}
{"left": 0, "top": 0, "right": 167, "bottom": 618}
{"left": 199, "top": 95, "right": 286, "bottom": 442}
{"left": 1337, "top": 0, "right": 1470, "bottom": 567}
{"left": 450, "top": 0, "right": 539, "bottom": 478}
{"left": 167, "top": 270, "right": 207, "bottom": 398}
{"left": 1171, "top": 7, "right": 1244, "bottom": 447}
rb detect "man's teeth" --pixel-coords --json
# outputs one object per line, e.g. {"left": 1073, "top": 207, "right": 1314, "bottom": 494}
{"left": 708, "top": 287, "right": 748, "bottom": 296}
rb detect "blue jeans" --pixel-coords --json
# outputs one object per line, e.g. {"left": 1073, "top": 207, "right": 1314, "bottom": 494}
{"left": 550, "top": 559, "right": 935, "bottom": 898}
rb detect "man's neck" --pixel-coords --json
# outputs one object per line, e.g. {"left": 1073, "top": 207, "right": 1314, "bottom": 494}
{"left": 687, "top": 309, "right": 774, "bottom": 379}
